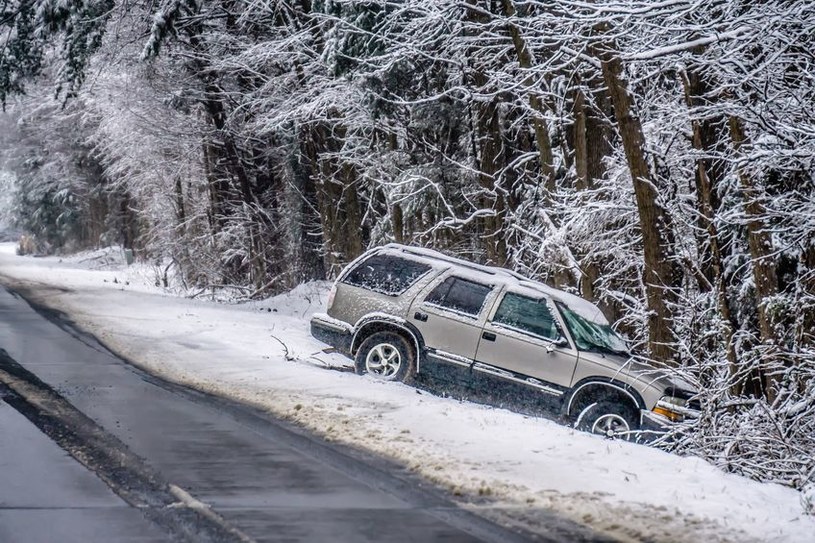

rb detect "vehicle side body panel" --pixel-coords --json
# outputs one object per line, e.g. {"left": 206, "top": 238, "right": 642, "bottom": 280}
{"left": 475, "top": 331, "right": 576, "bottom": 390}
{"left": 407, "top": 271, "right": 501, "bottom": 361}
{"left": 568, "top": 352, "right": 666, "bottom": 410}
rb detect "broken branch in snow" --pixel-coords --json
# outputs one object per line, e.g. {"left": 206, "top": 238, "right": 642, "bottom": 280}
{"left": 269, "top": 334, "right": 295, "bottom": 362}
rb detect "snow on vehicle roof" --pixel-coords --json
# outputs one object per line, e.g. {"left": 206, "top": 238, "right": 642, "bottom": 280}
{"left": 378, "top": 243, "right": 609, "bottom": 325}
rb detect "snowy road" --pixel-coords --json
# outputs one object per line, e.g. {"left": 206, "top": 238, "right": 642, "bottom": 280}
{"left": 0, "top": 284, "right": 604, "bottom": 542}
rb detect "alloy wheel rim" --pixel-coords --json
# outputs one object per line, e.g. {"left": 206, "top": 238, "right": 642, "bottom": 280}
{"left": 591, "top": 413, "right": 630, "bottom": 437}
{"left": 365, "top": 343, "right": 401, "bottom": 378}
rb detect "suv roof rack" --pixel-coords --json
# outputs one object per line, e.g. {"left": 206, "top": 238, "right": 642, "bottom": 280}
{"left": 382, "top": 243, "right": 530, "bottom": 283}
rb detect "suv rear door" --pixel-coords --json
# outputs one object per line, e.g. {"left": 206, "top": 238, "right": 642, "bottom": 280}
{"left": 474, "top": 290, "right": 578, "bottom": 394}
{"left": 409, "top": 274, "right": 498, "bottom": 361}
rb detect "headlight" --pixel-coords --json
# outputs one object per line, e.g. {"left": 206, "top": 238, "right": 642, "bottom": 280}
{"left": 653, "top": 395, "right": 697, "bottom": 422}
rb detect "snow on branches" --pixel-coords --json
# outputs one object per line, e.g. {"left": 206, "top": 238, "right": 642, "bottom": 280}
{"left": 1, "top": 0, "right": 814, "bottom": 503}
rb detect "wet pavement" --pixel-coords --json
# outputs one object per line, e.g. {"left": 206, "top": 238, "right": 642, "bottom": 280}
{"left": 0, "top": 392, "right": 172, "bottom": 543}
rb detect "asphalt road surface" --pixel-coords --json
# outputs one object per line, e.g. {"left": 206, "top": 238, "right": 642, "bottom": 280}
{"left": 0, "top": 283, "right": 611, "bottom": 543}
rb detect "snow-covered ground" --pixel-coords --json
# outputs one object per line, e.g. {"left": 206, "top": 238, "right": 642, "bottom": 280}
{"left": 0, "top": 243, "right": 811, "bottom": 543}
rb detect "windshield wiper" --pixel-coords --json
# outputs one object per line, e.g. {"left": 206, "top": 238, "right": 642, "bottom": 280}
{"left": 581, "top": 344, "right": 628, "bottom": 357}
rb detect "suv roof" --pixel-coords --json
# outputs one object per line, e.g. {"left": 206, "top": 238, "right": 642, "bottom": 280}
{"left": 372, "top": 243, "right": 609, "bottom": 325}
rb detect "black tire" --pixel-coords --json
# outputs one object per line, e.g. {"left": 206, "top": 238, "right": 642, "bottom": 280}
{"left": 574, "top": 400, "right": 639, "bottom": 439}
{"left": 354, "top": 332, "right": 415, "bottom": 383}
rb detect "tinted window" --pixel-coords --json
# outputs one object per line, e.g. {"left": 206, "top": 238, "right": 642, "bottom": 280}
{"left": 425, "top": 277, "right": 492, "bottom": 316}
{"left": 493, "top": 293, "right": 561, "bottom": 340}
{"left": 343, "top": 254, "right": 431, "bottom": 296}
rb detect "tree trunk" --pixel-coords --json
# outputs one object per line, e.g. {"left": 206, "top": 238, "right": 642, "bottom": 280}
{"left": 306, "top": 122, "right": 365, "bottom": 277}
{"left": 680, "top": 69, "right": 740, "bottom": 390}
{"left": 340, "top": 162, "right": 364, "bottom": 260}
{"left": 392, "top": 204, "right": 404, "bottom": 244}
{"left": 573, "top": 84, "right": 620, "bottom": 321}
{"left": 573, "top": 86, "right": 599, "bottom": 303}
{"left": 800, "top": 241, "right": 815, "bottom": 347}
{"left": 728, "top": 114, "right": 780, "bottom": 400}
{"left": 573, "top": 88, "right": 589, "bottom": 191}
{"left": 595, "top": 41, "right": 680, "bottom": 364}
{"left": 499, "top": 0, "right": 556, "bottom": 191}
{"left": 202, "top": 135, "right": 227, "bottom": 233}
{"left": 464, "top": 2, "right": 508, "bottom": 265}
{"left": 291, "top": 132, "right": 326, "bottom": 283}
{"left": 174, "top": 176, "right": 186, "bottom": 228}
{"left": 473, "top": 82, "right": 507, "bottom": 265}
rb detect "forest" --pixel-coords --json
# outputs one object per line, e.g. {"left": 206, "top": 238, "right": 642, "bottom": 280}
{"left": 1, "top": 1, "right": 813, "bottom": 498}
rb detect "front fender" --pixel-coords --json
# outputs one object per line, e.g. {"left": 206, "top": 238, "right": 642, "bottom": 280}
{"left": 564, "top": 377, "right": 647, "bottom": 417}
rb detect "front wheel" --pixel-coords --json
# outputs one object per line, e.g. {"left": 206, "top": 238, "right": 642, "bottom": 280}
{"left": 574, "top": 401, "right": 639, "bottom": 439}
{"left": 354, "top": 332, "right": 415, "bottom": 382}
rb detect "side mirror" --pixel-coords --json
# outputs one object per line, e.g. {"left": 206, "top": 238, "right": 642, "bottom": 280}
{"left": 545, "top": 337, "right": 568, "bottom": 353}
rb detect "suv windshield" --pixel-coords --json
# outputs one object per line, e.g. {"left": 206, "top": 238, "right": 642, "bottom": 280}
{"left": 557, "top": 303, "right": 628, "bottom": 356}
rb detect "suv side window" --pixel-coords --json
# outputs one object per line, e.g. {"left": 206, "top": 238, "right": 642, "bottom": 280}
{"left": 492, "top": 292, "right": 562, "bottom": 341}
{"left": 343, "top": 254, "right": 431, "bottom": 296}
{"left": 424, "top": 276, "right": 492, "bottom": 317}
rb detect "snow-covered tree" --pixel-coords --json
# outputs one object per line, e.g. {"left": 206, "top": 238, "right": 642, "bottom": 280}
{"left": 1, "top": 0, "right": 814, "bottom": 496}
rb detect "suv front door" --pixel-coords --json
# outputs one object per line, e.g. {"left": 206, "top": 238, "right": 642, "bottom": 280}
{"left": 475, "top": 291, "right": 578, "bottom": 394}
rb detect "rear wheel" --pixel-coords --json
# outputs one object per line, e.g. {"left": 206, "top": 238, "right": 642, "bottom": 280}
{"left": 574, "top": 400, "right": 639, "bottom": 439}
{"left": 355, "top": 332, "right": 415, "bottom": 383}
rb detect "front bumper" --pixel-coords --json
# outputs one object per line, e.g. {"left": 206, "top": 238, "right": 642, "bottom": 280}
{"left": 641, "top": 409, "right": 672, "bottom": 431}
{"left": 310, "top": 313, "right": 353, "bottom": 354}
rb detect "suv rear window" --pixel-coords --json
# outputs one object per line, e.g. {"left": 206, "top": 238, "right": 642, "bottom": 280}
{"left": 342, "top": 254, "right": 431, "bottom": 296}
{"left": 424, "top": 276, "right": 492, "bottom": 317}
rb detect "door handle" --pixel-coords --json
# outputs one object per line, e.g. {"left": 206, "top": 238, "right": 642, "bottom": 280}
{"left": 414, "top": 311, "right": 428, "bottom": 322}
{"left": 482, "top": 331, "right": 496, "bottom": 341}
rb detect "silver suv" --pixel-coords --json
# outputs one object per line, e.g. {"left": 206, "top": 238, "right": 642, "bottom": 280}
{"left": 311, "top": 244, "right": 698, "bottom": 437}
